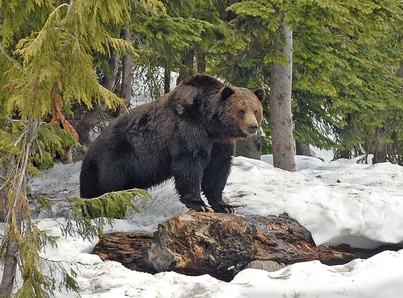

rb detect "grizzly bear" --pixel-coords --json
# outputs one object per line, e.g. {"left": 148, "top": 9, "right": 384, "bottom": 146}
{"left": 80, "top": 74, "right": 264, "bottom": 213}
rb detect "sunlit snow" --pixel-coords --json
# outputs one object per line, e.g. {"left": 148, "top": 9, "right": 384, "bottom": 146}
{"left": 2, "top": 152, "right": 403, "bottom": 297}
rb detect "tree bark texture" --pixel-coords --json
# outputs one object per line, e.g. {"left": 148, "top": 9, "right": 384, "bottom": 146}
{"left": 73, "top": 54, "right": 118, "bottom": 145}
{"left": 0, "top": 239, "right": 19, "bottom": 297}
{"left": 270, "top": 21, "right": 296, "bottom": 172}
{"left": 235, "top": 134, "right": 261, "bottom": 160}
{"left": 92, "top": 212, "right": 399, "bottom": 282}
{"left": 164, "top": 62, "right": 171, "bottom": 94}
{"left": 373, "top": 124, "right": 388, "bottom": 164}
{"left": 296, "top": 141, "right": 311, "bottom": 156}
{"left": 117, "top": 29, "right": 133, "bottom": 115}
{"left": 92, "top": 232, "right": 156, "bottom": 274}
{"left": 176, "top": 50, "right": 195, "bottom": 85}
{"left": 0, "top": 118, "right": 40, "bottom": 295}
{"left": 196, "top": 50, "right": 206, "bottom": 74}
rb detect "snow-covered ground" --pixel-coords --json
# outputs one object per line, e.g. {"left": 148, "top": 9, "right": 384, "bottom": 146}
{"left": 8, "top": 154, "right": 403, "bottom": 297}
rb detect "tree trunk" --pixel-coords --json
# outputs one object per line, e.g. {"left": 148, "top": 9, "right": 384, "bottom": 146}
{"left": 235, "top": 133, "right": 261, "bottom": 160}
{"left": 0, "top": 238, "right": 19, "bottom": 297}
{"left": 269, "top": 20, "right": 296, "bottom": 171}
{"left": 74, "top": 105, "right": 105, "bottom": 146}
{"left": 196, "top": 50, "right": 206, "bottom": 74}
{"left": 60, "top": 145, "right": 73, "bottom": 164}
{"left": 74, "top": 53, "right": 119, "bottom": 145}
{"left": 164, "top": 61, "right": 171, "bottom": 94}
{"left": 176, "top": 49, "right": 195, "bottom": 85}
{"left": 373, "top": 124, "right": 388, "bottom": 164}
{"left": 117, "top": 29, "right": 133, "bottom": 116}
{"left": 296, "top": 141, "right": 311, "bottom": 156}
{"left": 0, "top": 118, "right": 40, "bottom": 296}
{"left": 335, "top": 114, "right": 354, "bottom": 159}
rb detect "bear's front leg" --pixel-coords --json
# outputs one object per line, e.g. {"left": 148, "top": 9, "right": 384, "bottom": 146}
{"left": 202, "top": 142, "right": 235, "bottom": 213}
{"left": 172, "top": 154, "right": 214, "bottom": 213}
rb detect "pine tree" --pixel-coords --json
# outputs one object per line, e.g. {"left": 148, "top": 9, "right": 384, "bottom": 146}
{"left": 227, "top": 0, "right": 403, "bottom": 163}
{"left": 0, "top": 0, "right": 159, "bottom": 296}
{"left": 291, "top": 0, "right": 403, "bottom": 161}
{"left": 227, "top": 1, "right": 297, "bottom": 171}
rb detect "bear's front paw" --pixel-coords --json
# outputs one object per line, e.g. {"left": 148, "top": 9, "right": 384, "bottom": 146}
{"left": 212, "top": 202, "right": 235, "bottom": 214}
{"left": 186, "top": 203, "right": 214, "bottom": 213}
{"left": 181, "top": 197, "right": 215, "bottom": 213}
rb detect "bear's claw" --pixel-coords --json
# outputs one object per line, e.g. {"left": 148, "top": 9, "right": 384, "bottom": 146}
{"left": 210, "top": 202, "right": 235, "bottom": 214}
{"left": 201, "top": 206, "right": 215, "bottom": 213}
{"left": 224, "top": 206, "right": 235, "bottom": 214}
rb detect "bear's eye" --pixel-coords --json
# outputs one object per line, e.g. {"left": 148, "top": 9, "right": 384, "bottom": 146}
{"left": 239, "top": 110, "right": 245, "bottom": 117}
{"left": 254, "top": 110, "right": 258, "bottom": 115}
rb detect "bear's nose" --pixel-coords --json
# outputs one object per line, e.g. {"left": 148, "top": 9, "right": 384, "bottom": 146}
{"left": 248, "top": 123, "right": 258, "bottom": 134}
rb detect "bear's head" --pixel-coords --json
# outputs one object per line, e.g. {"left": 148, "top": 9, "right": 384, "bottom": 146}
{"left": 219, "top": 86, "right": 265, "bottom": 139}
{"left": 175, "top": 74, "right": 265, "bottom": 140}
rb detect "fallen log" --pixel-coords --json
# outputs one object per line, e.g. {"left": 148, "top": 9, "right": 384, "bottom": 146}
{"left": 92, "top": 231, "right": 156, "bottom": 274}
{"left": 92, "top": 212, "right": 401, "bottom": 281}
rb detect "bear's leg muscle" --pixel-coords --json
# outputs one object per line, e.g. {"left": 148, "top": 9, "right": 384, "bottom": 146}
{"left": 80, "top": 159, "right": 102, "bottom": 198}
{"left": 172, "top": 153, "right": 213, "bottom": 213}
{"left": 202, "top": 142, "right": 235, "bottom": 213}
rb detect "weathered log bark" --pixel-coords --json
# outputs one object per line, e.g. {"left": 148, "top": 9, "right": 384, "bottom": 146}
{"left": 94, "top": 232, "right": 156, "bottom": 274}
{"left": 92, "top": 212, "right": 401, "bottom": 282}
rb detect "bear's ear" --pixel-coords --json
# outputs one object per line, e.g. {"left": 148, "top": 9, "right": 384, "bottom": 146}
{"left": 221, "top": 86, "right": 235, "bottom": 101}
{"left": 254, "top": 88, "right": 265, "bottom": 102}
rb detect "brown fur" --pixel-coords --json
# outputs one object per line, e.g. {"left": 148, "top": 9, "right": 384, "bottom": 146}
{"left": 80, "top": 74, "right": 264, "bottom": 214}
{"left": 224, "top": 88, "right": 264, "bottom": 138}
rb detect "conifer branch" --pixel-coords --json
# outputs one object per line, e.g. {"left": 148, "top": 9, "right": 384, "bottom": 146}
{"left": 50, "top": 84, "right": 79, "bottom": 141}
{"left": 51, "top": 3, "right": 70, "bottom": 18}
{"left": 66, "top": 189, "right": 151, "bottom": 240}
{"left": 0, "top": 42, "right": 21, "bottom": 71}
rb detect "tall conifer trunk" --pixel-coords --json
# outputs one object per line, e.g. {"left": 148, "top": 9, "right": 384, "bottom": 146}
{"left": 164, "top": 61, "right": 171, "bottom": 94}
{"left": 373, "top": 124, "right": 388, "bottom": 164}
{"left": 176, "top": 49, "right": 195, "bottom": 84}
{"left": 0, "top": 118, "right": 40, "bottom": 296}
{"left": 269, "top": 20, "right": 296, "bottom": 171}
{"left": 196, "top": 50, "right": 206, "bottom": 73}
{"left": 235, "top": 133, "right": 262, "bottom": 160}
{"left": 296, "top": 141, "right": 311, "bottom": 156}
{"left": 74, "top": 53, "right": 119, "bottom": 145}
{"left": 118, "top": 29, "right": 133, "bottom": 115}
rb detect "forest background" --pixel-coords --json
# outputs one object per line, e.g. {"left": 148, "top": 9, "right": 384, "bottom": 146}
{"left": 1, "top": 0, "right": 403, "bottom": 296}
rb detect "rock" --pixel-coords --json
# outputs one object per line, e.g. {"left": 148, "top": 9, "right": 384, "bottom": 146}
{"left": 92, "top": 212, "right": 402, "bottom": 282}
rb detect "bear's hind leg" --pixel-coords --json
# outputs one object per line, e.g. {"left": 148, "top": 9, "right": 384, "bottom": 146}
{"left": 80, "top": 159, "right": 102, "bottom": 199}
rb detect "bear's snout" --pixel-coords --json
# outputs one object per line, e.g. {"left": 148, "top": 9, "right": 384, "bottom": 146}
{"left": 248, "top": 122, "right": 258, "bottom": 134}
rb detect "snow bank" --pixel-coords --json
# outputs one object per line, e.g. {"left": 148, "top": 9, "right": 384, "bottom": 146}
{"left": 23, "top": 154, "right": 403, "bottom": 297}
{"left": 226, "top": 156, "right": 403, "bottom": 248}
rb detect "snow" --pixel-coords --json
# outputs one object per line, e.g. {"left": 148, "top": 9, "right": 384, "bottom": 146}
{"left": 4, "top": 154, "right": 403, "bottom": 297}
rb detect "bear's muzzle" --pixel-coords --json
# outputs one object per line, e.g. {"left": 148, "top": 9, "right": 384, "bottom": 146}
{"left": 248, "top": 122, "right": 258, "bottom": 134}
